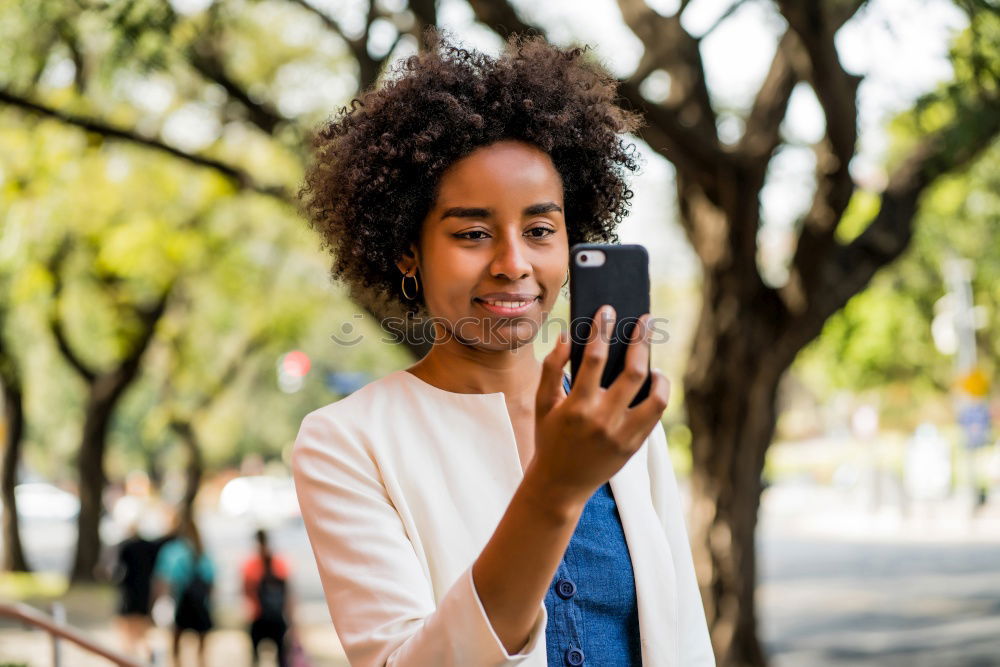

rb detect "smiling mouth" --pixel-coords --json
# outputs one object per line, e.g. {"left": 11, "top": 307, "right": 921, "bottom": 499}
{"left": 474, "top": 297, "right": 540, "bottom": 316}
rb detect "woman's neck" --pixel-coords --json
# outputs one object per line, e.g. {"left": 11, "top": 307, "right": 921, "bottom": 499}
{"left": 406, "top": 341, "right": 543, "bottom": 406}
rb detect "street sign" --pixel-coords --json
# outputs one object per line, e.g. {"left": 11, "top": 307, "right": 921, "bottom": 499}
{"left": 958, "top": 402, "right": 992, "bottom": 450}
{"left": 957, "top": 368, "right": 990, "bottom": 398}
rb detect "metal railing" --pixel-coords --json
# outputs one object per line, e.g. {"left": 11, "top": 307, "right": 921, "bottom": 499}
{"left": 0, "top": 601, "right": 144, "bottom": 667}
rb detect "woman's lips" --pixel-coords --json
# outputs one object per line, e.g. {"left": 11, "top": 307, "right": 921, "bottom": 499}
{"left": 474, "top": 297, "right": 540, "bottom": 316}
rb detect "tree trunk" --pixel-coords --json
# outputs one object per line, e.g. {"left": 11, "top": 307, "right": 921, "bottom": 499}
{"left": 48, "top": 264, "right": 172, "bottom": 584}
{"left": 70, "top": 376, "right": 120, "bottom": 582}
{"left": 144, "top": 447, "right": 163, "bottom": 492}
{"left": 171, "top": 420, "right": 203, "bottom": 528}
{"left": 1, "top": 366, "right": 30, "bottom": 572}
{"left": 684, "top": 298, "right": 785, "bottom": 666}
{"left": 677, "top": 169, "right": 792, "bottom": 666}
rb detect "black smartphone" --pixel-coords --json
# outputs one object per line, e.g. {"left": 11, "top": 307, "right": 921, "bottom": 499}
{"left": 568, "top": 243, "right": 652, "bottom": 408}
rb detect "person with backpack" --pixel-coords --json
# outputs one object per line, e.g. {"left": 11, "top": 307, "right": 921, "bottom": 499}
{"left": 242, "top": 528, "right": 295, "bottom": 666}
{"left": 152, "top": 514, "right": 215, "bottom": 666}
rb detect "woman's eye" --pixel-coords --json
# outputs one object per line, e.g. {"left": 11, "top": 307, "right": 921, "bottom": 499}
{"left": 526, "top": 227, "right": 555, "bottom": 238}
{"left": 454, "top": 227, "right": 554, "bottom": 240}
{"left": 455, "top": 231, "right": 489, "bottom": 240}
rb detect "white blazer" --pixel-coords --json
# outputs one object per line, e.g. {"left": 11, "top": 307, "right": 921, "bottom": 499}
{"left": 292, "top": 368, "right": 715, "bottom": 667}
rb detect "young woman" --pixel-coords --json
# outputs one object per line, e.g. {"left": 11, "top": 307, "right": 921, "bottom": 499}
{"left": 293, "top": 29, "right": 714, "bottom": 667}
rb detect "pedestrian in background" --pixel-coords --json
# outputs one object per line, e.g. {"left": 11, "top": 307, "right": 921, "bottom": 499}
{"left": 152, "top": 514, "right": 215, "bottom": 667}
{"left": 242, "top": 528, "right": 295, "bottom": 666}
{"left": 100, "top": 519, "right": 170, "bottom": 662}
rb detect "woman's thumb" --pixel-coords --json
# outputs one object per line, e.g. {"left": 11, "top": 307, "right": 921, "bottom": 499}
{"left": 536, "top": 331, "right": 570, "bottom": 416}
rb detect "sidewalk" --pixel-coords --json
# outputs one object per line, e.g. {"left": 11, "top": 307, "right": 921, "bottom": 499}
{"left": 1, "top": 587, "right": 348, "bottom": 667}
{"left": 757, "top": 480, "right": 1000, "bottom": 666}
{"left": 759, "top": 478, "right": 1000, "bottom": 543}
{"left": 0, "top": 620, "right": 349, "bottom": 666}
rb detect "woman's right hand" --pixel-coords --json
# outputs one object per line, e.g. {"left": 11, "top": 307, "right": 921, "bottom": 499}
{"left": 526, "top": 305, "right": 670, "bottom": 509}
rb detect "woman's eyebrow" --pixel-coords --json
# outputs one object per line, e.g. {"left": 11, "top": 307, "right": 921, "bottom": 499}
{"left": 440, "top": 202, "right": 563, "bottom": 220}
{"left": 440, "top": 206, "right": 491, "bottom": 220}
{"left": 524, "top": 202, "right": 563, "bottom": 216}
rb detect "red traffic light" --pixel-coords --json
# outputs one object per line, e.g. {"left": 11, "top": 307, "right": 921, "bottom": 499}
{"left": 281, "top": 350, "right": 311, "bottom": 377}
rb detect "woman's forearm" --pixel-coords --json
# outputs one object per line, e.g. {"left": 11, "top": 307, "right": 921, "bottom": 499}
{"left": 470, "top": 464, "right": 588, "bottom": 655}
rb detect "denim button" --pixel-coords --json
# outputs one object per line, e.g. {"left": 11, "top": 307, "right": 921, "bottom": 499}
{"left": 555, "top": 578, "right": 577, "bottom": 600}
{"left": 564, "top": 647, "right": 585, "bottom": 666}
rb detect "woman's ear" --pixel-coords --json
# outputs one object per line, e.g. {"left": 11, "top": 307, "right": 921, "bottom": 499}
{"left": 395, "top": 242, "right": 420, "bottom": 276}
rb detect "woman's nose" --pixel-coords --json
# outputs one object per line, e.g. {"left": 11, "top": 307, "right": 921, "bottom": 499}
{"left": 490, "top": 234, "right": 531, "bottom": 280}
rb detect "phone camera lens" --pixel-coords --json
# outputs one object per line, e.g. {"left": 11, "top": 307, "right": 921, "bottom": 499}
{"left": 580, "top": 253, "right": 588, "bottom": 263}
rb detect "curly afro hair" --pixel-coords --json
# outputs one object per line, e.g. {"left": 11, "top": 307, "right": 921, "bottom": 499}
{"left": 298, "top": 28, "right": 644, "bottom": 317}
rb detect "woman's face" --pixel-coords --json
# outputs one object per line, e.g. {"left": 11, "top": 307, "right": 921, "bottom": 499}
{"left": 398, "top": 139, "right": 568, "bottom": 350}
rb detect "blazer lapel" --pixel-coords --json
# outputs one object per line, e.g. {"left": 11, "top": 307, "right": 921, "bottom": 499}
{"left": 610, "top": 451, "right": 680, "bottom": 667}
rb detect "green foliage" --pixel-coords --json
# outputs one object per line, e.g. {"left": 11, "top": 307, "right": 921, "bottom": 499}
{"left": 0, "top": 108, "right": 411, "bottom": 479}
{"left": 104, "top": 0, "right": 181, "bottom": 74}
{"left": 798, "top": 138, "right": 1000, "bottom": 402}
{"left": 0, "top": 0, "right": 408, "bottom": 485}
{"left": 798, "top": 13, "right": 1000, "bottom": 413}
{"left": 886, "top": 9, "right": 1000, "bottom": 172}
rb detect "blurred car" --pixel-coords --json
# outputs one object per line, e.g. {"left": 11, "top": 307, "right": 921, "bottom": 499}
{"left": 218, "top": 475, "right": 300, "bottom": 525}
{"left": 0, "top": 482, "right": 81, "bottom": 522}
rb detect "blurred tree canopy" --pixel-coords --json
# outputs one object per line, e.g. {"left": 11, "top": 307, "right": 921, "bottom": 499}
{"left": 0, "top": 111, "right": 410, "bottom": 576}
{"left": 797, "top": 17, "right": 1000, "bottom": 405}
{"left": 796, "top": 145, "right": 1000, "bottom": 399}
{"left": 0, "top": 0, "right": 415, "bottom": 580}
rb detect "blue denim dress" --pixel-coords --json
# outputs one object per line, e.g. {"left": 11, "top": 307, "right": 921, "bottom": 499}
{"left": 543, "top": 374, "right": 642, "bottom": 666}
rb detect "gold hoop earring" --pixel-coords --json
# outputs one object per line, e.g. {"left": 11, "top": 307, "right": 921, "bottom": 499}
{"left": 401, "top": 272, "right": 420, "bottom": 300}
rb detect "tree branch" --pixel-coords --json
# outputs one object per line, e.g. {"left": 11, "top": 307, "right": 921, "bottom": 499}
{"left": 0, "top": 88, "right": 290, "bottom": 201}
{"left": 772, "top": 0, "right": 867, "bottom": 313}
{"left": 188, "top": 40, "right": 285, "bottom": 135}
{"left": 466, "top": 0, "right": 729, "bottom": 181}
{"left": 189, "top": 331, "right": 268, "bottom": 415}
{"left": 46, "top": 234, "right": 176, "bottom": 387}
{"left": 739, "top": 2, "right": 860, "bottom": 168}
{"left": 616, "top": 0, "right": 721, "bottom": 163}
{"left": 735, "top": 14, "right": 863, "bottom": 176}
{"left": 777, "top": 0, "right": 864, "bottom": 168}
{"left": 408, "top": 0, "right": 438, "bottom": 33}
{"left": 465, "top": 0, "right": 542, "bottom": 38}
{"left": 736, "top": 29, "right": 803, "bottom": 161}
{"left": 286, "top": 0, "right": 355, "bottom": 48}
{"left": 779, "top": 91, "right": 1000, "bottom": 353}
{"left": 117, "top": 281, "right": 174, "bottom": 382}
{"left": 620, "top": 79, "right": 731, "bottom": 180}
{"left": 776, "top": 4, "right": 865, "bottom": 230}
{"left": 286, "top": 0, "right": 392, "bottom": 91}
{"left": 698, "top": 0, "right": 752, "bottom": 40}
{"left": 46, "top": 240, "right": 97, "bottom": 384}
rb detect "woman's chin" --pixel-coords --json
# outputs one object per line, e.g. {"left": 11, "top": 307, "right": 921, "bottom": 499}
{"left": 445, "top": 320, "right": 539, "bottom": 350}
